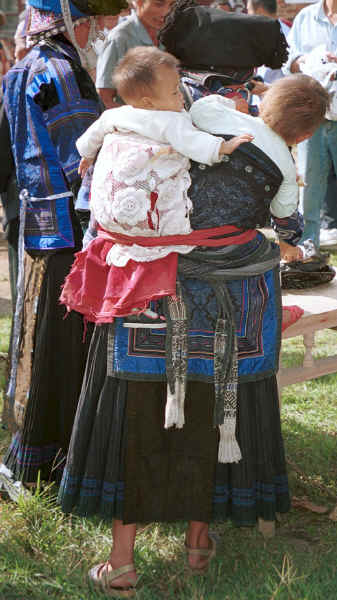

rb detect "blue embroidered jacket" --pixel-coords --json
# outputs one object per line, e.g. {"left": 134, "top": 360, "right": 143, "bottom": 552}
{"left": 3, "top": 38, "right": 101, "bottom": 251}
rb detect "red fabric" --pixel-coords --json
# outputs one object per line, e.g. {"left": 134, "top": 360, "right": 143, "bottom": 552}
{"left": 281, "top": 305, "right": 304, "bottom": 332}
{"left": 60, "top": 225, "right": 257, "bottom": 324}
{"left": 60, "top": 237, "right": 177, "bottom": 323}
{"left": 97, "top": 224, "right": 257, "bottom": 247}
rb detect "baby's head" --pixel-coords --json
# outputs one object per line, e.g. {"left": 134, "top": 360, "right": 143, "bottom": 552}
{"left": 259, "top": 74, "right": 330, "bottom": 145}
{"left": 113, "top": 46, "right": 184, "bottom": 112}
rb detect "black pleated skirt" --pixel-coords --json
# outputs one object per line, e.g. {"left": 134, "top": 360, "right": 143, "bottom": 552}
{"left": 3, "top": 251, "right": 92, "bottom": 483}
{"left": 59, "top": 324, "right": 290, "bottom": 525}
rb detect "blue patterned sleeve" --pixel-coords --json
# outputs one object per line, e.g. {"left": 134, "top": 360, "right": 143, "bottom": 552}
{"left": 4, "top": 46, "right": 100, "bottom": 251}
{"left": 24, "top": 72, "right": 71, "bottom": 197}
{"left": 271, "top": 209, "right": 304, "bottom": 246}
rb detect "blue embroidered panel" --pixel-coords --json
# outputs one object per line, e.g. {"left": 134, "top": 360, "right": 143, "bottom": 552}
{"left": 110, "top": 267, "right": 281, "bottom": 383}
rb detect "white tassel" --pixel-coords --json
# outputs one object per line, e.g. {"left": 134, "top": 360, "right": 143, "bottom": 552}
{"left": 218, "top": 420, "right": 242, "bottom": 464}
{"left": 164, "top": 381, "right": 185, "bottom": 429}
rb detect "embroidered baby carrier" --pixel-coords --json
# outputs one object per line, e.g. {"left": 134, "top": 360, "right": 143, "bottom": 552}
{"left": 90, "top": 130, "right": 194, "bottom": 266}
{"left": 189, "top": 134, "right": 283, "bottom": 231}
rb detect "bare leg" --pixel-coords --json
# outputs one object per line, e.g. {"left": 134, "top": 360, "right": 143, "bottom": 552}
{"left": 107, "top": 519, "right": 138, "bottom": 588}
{"left": 185, "top": 521, "right": 211, "bottom": 570}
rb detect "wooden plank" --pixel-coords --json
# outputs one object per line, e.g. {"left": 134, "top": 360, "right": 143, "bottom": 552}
{"left": 282, "top": 311, "right": 337, "bottom": 338}
{"left": 277, "top": 269, "right": 337, "bottom": 387}
{"left": 278, "top": 355, "right": 337, "bottom": 387}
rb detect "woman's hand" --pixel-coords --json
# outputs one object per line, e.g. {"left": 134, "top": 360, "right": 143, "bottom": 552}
{"left": 279, "top": 240, "right": 304, "bottom": 262}
{"left": 249, "top": 80, "right": 269, "bottom": 96}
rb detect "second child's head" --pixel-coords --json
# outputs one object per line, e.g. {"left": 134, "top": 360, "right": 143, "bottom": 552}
{"left": 259, "top": 74, "right": 330, "bottom": 145}
{"left": 114, "top": 46, "right": 184, "bottom": 112}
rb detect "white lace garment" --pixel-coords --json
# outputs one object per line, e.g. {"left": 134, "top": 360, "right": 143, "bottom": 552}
{"left": 77, "top": 105, "right": 223, "bottom": 266}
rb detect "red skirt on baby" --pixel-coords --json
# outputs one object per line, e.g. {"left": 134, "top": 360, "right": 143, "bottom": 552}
{"left": 60, "top": 225, "right": 257, "bottom": 323}
{"left": 60, "top": 237, "right": 178, "bottom": 323}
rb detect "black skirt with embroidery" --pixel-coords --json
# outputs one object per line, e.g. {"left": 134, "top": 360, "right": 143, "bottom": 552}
{"left": 58, "top": 324, "right": 290, "bottom": 525}
{"left": 3, "top": 250, "right": 92, "bottom": 483}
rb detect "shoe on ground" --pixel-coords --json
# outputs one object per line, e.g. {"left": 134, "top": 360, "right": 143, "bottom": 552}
{"left": 123, "top": 308, "right": 166, "bottom": 329}
{"left": 0, "top": 464, "right": 30, "bottom": 502}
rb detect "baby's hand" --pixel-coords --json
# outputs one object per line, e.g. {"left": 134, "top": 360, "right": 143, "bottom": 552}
{"left": 220, "top": 134, "right": 254, "bottom": 155}
{"left": 78, "top": 157, "right": 94, "bottom": 178}
{"left": 279, "top": 240, "right": 304, "bottom": 263}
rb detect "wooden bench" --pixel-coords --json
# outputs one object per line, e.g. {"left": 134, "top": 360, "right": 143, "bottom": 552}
{"left": 279, "top": 274, "right": 337, "bottom": 388}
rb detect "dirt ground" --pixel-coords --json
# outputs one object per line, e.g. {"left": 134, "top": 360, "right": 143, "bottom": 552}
{"left": 0, "top": 239, "right": 12, "bottom": 318}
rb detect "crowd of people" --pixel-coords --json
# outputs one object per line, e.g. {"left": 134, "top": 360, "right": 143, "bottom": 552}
{"left": 0, "top": 0, "right": 335, "bottom": 595}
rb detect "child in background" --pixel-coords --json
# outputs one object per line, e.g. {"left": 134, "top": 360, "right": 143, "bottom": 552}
{"left": 60, "top": 46, "right": 253, "bottom": 328}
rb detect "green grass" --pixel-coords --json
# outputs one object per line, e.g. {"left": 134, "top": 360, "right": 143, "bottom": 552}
{"left": 0, "top": 315, "right": 10, "bottom": 354}
{"left": 0, "top": 257, "right": 336, "bottom": 599}
{"left": 0, "top": 491, "right": 336, "bottom": 599}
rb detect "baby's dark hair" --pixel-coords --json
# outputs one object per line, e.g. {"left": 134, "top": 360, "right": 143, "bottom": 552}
{"left": 113, "top": 46, "right": 179, "bottom": 102}
{"left": 259, "top": 74, "right": 330, "bottom": 144}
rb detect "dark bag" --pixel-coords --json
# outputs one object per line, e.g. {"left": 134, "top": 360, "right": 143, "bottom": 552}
{"left": 281, "top": 242, "right": 336, "bottom": 289}
{"left": 160, "top": 5, "right": 289, "bottom": 71}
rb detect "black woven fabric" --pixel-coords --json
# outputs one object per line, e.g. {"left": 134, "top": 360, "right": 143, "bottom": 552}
{"left": 3, "top": 250, "right": 93, "bottom": 483}
{"left": 189, "top": 135, "right": 283, "bottom": 231}
{"left": 59, "top": 325, "right": 290, "bottom": 526}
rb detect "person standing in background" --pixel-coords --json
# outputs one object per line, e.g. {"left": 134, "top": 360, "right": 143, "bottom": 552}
{"left": 0, "top": 13, "right": 30, "bottom": 311}
{"left": 284, "top": 0, "right": 337, "bottom": 248}
{"left": 0, "top": 0, "right": 121, "bottom": 493}
{"left": 95, "top": 0, "right": 174, "bottom": 108}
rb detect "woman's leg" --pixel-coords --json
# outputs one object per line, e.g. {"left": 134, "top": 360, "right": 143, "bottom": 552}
{"left": 107, "top": 520, "right": 138, "bottom": 588}
{"left": 185, "top": 521, "right": 212, "bottom": 570}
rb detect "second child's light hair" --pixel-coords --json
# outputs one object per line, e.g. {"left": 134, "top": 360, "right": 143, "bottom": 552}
{"left": 259, "top": 74, "right": 330, "bottom": 144}
{"left": 113, "top": 46, "right": 179, "bottom": 103}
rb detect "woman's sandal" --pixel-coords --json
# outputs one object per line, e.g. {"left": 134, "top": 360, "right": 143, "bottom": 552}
{"left": 185, "top": 533, "right": 217, "bottom": 574}
{"left": 88, "top": 562, "right": 139, "bottom": 597}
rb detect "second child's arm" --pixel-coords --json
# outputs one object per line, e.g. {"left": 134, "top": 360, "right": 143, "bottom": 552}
{"left": 160, "top": 113, "right": 254, "bottom": 165}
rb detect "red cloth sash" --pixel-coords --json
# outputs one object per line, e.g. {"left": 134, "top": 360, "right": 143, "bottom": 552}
{"left": 97, "top": 224, "right": 257, "bottom": 248}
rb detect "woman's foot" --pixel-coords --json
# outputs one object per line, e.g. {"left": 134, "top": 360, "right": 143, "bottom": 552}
{"left": 185, "top": 532, "right": 217, "bottom": 573}
{"left": 88, "top": 561, "right": 139, "bottom": 597}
